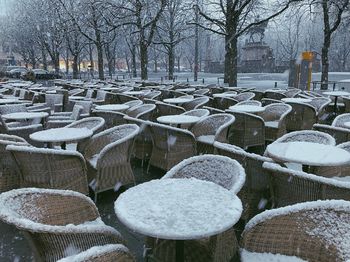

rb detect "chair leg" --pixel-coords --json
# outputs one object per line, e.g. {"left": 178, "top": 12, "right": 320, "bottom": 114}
{"left": 94, "top": 192, "right": 98, "bottom": 203}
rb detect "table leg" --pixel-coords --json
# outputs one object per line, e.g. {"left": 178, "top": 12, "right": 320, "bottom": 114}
{"left": 334, "top": 96, "right": 338, "bottom": 114}
{"left": 61, "top": 142, "right": 66, "bottom": 150}
{"left": 176, "top": 240, "right": 184, "bottom": 262}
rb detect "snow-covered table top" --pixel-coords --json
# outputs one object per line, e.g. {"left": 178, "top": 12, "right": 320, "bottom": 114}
{"left": 175, "top": 88, "right": 196, "bottom": 93}
{"left": 343, "top": 122, "right": 350, "bottom": 129}
{"left": 115, "top": 178, "right": 242, "bottom": 240}
{"left": 123, "top": 91, "right": 148, "bottom": 96}
{"left": 266, "top": 141, "right": 350, "bottom": 166}
{"left": 69, "top": 96, "right": 86, "bottom": 100}
{"left": 229, "top": 105, "right": 265, "bottom": 113}
{"left": 323, "top": 91, "right": 350, "bottom": 97}
{"left": 0, "top": 98, "right": 21, "bottom": 104}
{"left": 101, "top": 87, "right": 121, "bottom": 91}
{"left": 163, "top": 97, "right": 194, "bottom": 104}
{"left": 10, "top": 83, "right": 31, "bottom": 87}
{"left": 95, "top": 104, "right": 129, "bottom": 111}
{"left": 282, "top": 98, "right": 312, "bottom": 103}
{"left": 2, "top": 112, "right": 48, "bottom": 120}
{"left": 157, "top": 115, "right": 200, "bottom": 125}
{"left": 30, "top": 127, "right": 93, "bottom": 143}
{"left": 213, "top": 93, "right": 237, "bottom": 98}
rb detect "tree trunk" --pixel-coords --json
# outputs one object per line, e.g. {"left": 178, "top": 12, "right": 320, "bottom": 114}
{"left": 168, "top": 46, "right": 174, "bottom": 80}
{"left": 132, "top": 45, "right": 137, "bottom": 77}
{"left": 321, "top": 0, "right": 331, "bottom": 90}
{"left": 96, "top": 42, "right": 104, "bottom": 80}
{"left": 54, "top": 52, "right": 60, "bottom": 73}
{"left": 72, "top": 55, "right": 79, "bottom": 79}
{"left": 42, "top": 48, "right": 47, "bottom": 70}
{"left": 140, "top": 40, "right": 148, "bottom": 80}
{"left": 177, "top": 56, "right": 181, "bottom": 72}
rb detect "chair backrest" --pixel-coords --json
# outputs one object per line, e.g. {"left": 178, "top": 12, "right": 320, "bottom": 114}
{"left": 274, "top": 130, "right": 336, "bottom": 145}
{"left": 263, "top": 162, "right": 350, "bottom": 207}
{"left": 236, "top": 100, "right": 262, "bottom": 106}
{"left": 234, "top": 92, "right": 255, "bottom": 102}
{"left": 332, "top": 113, "right": 350, "bottom": 128}
{"left": 261, "top": 103, "right": 292, "bottom": 122}
{"left": 181, "top": 109, "right": 210, "bottom": 118}
{"left": 213, "top": 97, "right": 238, "bottom": 110}
{"left": 65, "top": 117, "right": 105, "bottom": 133}
{"left": 226, "top": 111, "right": 265, "bottom": 148}
{"left": 286, "top": 102, "right": 317, "bottom": 131}
{"left": 343, "top": 96, "right": 350, "bottom": 112}
{"left": 6, "top": 146, "right": 89, "bottom": 194}
{"left": 163, "top": 154, "right": 246, "bottom": 194}
{"left": 70, "top": 105, "right": 84, "bottom": 120}
{"left": 283, "top": 88, "right": 301, "bottom": 98}
{"left": 95, "top": 90, "right": 107, "bottom": 100}
{"left": 57, "top": 244, "right": 135, "bottom": 262}
{"left": 85, "top": 89, "right": 95, "bottom": 99}
{"left": 313, "top": 123, "right": 350, "bottom": 145}
{"left": 308, "top": 97, "right": 331, "bottom": 112}
{"left": 261, "top": 98, "right": 283, "bottom": 106}
{"left": 241, "top": 200, "right": 350, "bottom": 262}
{"left": 126, "top": 104, "right": 156, "bottom": 120}
{"left": 156, "top": 102, "right": 185, "bottom": 116}
{"left": 45, "top": 93, "right": 64, "bottom": 111}
{"left": 0, "top": 104, "right": 27, "bottom": 115}
{"left": 193, "top": 88, "right": 209, "bottom": 96}
{"left": 182, "top": 96, "right": 209, "bottom": 111}
{"left": 143, "top": 90, "right": 161, "bottom": 100}
{"left": 117, "top": 94, "right": 140, "bottom": 103}
{"left": 74, "top": 100, "right": 93, "bottom": 116}
{"left": 202, "top": 106, "right": 225, "bottom": 114}
{"left": 92, "top": 110, "right": 126, "bottom": 129}
{"left": 264, "top": 91, "right": 286, "bottom": 100}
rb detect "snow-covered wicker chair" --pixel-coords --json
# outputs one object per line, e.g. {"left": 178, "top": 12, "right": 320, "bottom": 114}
{"left": 45, "top": 93, "right": 64, "bottom": 112}
{"left": 236, "top": 100, "right": 262, "bottom": 106}
{"left": 283, "top": 88, "right": 301, "bottom": 98}
{"left": 251, "top": 90, "right": 265, "bottom": 101}
{"left": 226, "top": 111, "right": 265, "bottom": 150}
{"left": 83, "top": 124, "right": 140, "bottom": 201}
{"left": 0, "top": 104, "right": 27, "bottom": 115}
{"left": 142, "top": 90, "right": 161, "bottom": 100}
{"left": 125, "top": 104, "right": 156, "bottom": 120}
{"left": 260, "top": 103, "right": 292, "bottom": 142}
{"left": 7, "top": 145, "right": 89, "bottom": 195}
{"left": 67, "top": 100, "right": 93, "bottom": 117}
{"left": 343, "top": 96, "right": 350, "bottom": 113}
{"left": 193, "top": 88, "right": 209, "bottom": 96}
{"left": 46, "top": 105, "right": 83, "bottom": 129}
{"left": 92, "top": 110, "right": 127, "bottom": 129}
{"left": 308, "top": 97, "right": 331, "bottom": 122}
{"left": 213, "top": 96, "right": 238, "bottom": 110}
{"left": 285, "top": 102, "right": 317, "bottom": 132}
{"left": 190, "top": 113, "right": 235, "bottom": 154}
{"left": 146, "top": 155, "right": 245, "bottom": 262}
{"left": 116, "top": 94, "right": 139, "bottom": 104}
{"left": 181, "top": 108, "right": 210, "bottom": 118}
{"left": 156, "top": 101, "right": 185, "bottom": 116}
{"left": 273, "top": 130, "right": 336, "bottom": 145}
{"left": 202, "top": 106, "right": 225, "bottom": 114}
{"left": 148, "top": 122, "right": 196, "bottom": 171}
{"left": 264, "top": 91, "right": 286, "bottom": 100}
{"left": 57, "top": 244, "right": 135, "bottom": 262}
{"left": 313, "top": 123, "right": 350, "bottom": 144}
{"left": 261, "top": 98, "right": 283, "bottom": 106}
{"left": 65, "top": 117, "right": 105, "bottom": 153}
{"left": 332, "top": 113, "right": 350, "bottom": 128}
{"left": 0, "top": 135, "right": 29, "bottom": 193}
{"left": 214, "top": 142, "right": 274, "bottom": 221}
{"left": 263, "top": 162, "right": 350, "bottom": 208}
{"left": 182, "top": 96, "right": 209, "bottom": 111}
{"left": 123, "top": 99, "right": 143, "bottom": 109}
{"left": 234, "top": 92, "right": 255, "bottom": 102}
{"left": 0, "top": 188, "right": 124, "bottom": 262}
{"left": 240, "top": 200, "right": 350, "bottom": 262}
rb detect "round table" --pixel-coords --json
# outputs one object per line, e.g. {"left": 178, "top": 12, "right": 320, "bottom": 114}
{"left": 2, "top": 112, "right": 48, "bottom": 121}
{"left": 228, "top": 105, "right": 265, "bottom": 113}
{"left": 343, "top": 122, "right": 350, "bottom": 129}
{"left": 323, "top": 91, "right": 350, "bottom": 114}
{"left": 175, "top": 88, "right": 196, "bottom": 93}
{"left": 95, "top": 104, "right": 129, "bottom": 111}
{"left": 0, "top": 99, "right": 21, "bottom": 104}
{"left": 282, "top": 98, "right": 312, "bottom": 103}
{"left": 266, "top": 141, "right": 350, "bottom": 168}
{"left": 213, "top": 93, "right": 237, "bottom": 98}
{"left": 30, "top": 127, "right": 93, "bottom": 149}
{"left": 123, "top": 91, "right": 148, "bottom": 96}
{"left": 163, "top": 97, "right": 194, "bottom": 105}
{"left": 157, "top": 115, "right": 200, "bottom": 125}
{"left": 115, "top": 178, "right": 242, "bottom": 262}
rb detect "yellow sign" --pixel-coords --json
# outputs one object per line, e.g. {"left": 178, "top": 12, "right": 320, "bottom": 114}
{"left": 302, "top": 51, "right": 314, "bottom": 61}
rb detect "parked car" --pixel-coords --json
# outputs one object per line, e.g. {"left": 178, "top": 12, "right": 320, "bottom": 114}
{"left": 30, "top": 69, "right": 62, "bottom": 80}
{"left": 8, "top": 68, "right": 28, "bottom": 78}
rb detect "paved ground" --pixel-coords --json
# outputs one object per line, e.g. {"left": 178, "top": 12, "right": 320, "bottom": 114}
{"left": 0, "top": 160, "right": 165, "bottom": 262}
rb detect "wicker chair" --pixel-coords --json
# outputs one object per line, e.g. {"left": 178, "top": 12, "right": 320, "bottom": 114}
{"left": 146, "top": 155, "right": 245, "bottom": 262}
{"left": 7, "top": 145, "right": 89, "bottom": 194}
{"left": 308, "top": 97, "right": 331, "bottom": 122}
{"left": 261, "top": 98, "right": 283, "bottom": 106}
{"left": 251, "top": 90, "right": 265, "bottom": 101}
{"left": 193, "top": 88, "right": 209, "bottom": 96}
{"left": 236, "top": 100, "right": 262, "bottom": 106}
{"left": 84, "top": 124, "right": 139, "bottom": 201}
{"left": 0, "top": 104, "right": 27, "bottom": 115}
{"left": 332, "top": 113, "right": 350, "bottom": 128}
{"left": 0, "top": 188, "right": 124, "bottom": 262}
{"left": 182, "top": 96, "right": 209, "bottom": 111}
{"left": 57, "top": 244, "right": 135, "bottom": 262}
{"left": 92, "top": 110, "right": 127, "bottom": 129}
{"left": 313, "top": 123, "right": 350, "bottom": 144}
{"left": 156, "top": 101, "right": 185, "bottom": 116}
{"left": 260, "top": 103, "right": 292, "bottom": 142}
{"left": 202, "top": 106, "right": 225, "bottom": 114}
{"left": 143, "top": 90, "right": 161, "bottom": 100}
{"left": 263, "top": 162, "right": 350, "bottom": 207}
{"left": 191, "top": 114, "right": 235, "bottom": 154}
{"left": 286, "top": 102, "right": 317, "bottom": 132}
{"left": 226, "top": 111, "right": 265, "bottom": 150}
{"left": 124, "top": 100, "right": 143, "bottom": 108}
{"left": 181, "top": 109, "right": 210, "bottom": 117}
{"left": 67, "top": 100, "right": 93, "bottom": 117}
{"left": 214, "top": 142, "right": 274, "bottom": 221}
{"left": 241, "top": 200, "right": 350, "bottom": 262}
{"left": 46, "top": 105, "right": 83, "bottom": 129}
{"left": 116, "top": 94, "right": 139, "bottom": 104}
{"left": 148, "top": 122, "right": 196, "bottom": 171}
{"left": 283, "top": 88, "right": 301, "bottom": 98}
{"left": 45, "top": 93, "right": 64, "bottom": 112}
{"left": 343, "top": 96, "right": 350, "bottom": 113}
{"left": 234, "top": 92, "right": 255, "bottom": 102}
{"left": 264, "top": 91, "right": 286, "bottom": 100}
{"left": 0, "top": 135, "right": 29, "bottom": 193}
{"left": 213, "top": 97, "right": 238, "bottom": 110}
{"left": 274, "top": 130, "right": 336, "bottom": 145}
{"left": 125, "top": 104, "right": 156, "bottom": 120}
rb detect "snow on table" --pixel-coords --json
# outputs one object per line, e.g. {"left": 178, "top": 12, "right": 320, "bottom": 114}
{"left": 175, "top": 88, "right": 196, "bottom": 93}
{"left": 30, "top": 127, "right": 93, "bottom": 143}
{"left": 114, "top": 178, "right": 242, "bottom": 240}
{"left": 95, "top": 104, "right": 129, "bottom": 111}
{"left": 240, "top": 249, "right": 306, "bottom": 262}
{"left": 282, "top": 98, "right": 312, "bottom": 103}
{"left": 323, "top": 91, "right": 350, "bottom": 97}
{"left": 228, "top": 105, "right": 265, "bottom": 113}
{"left": 213, "top": 93, "right": 237, "bottom": 98}
{"left": 157, "top": 115, "right": 200, "bottom": 125}
{"left": 2, "top": 112, "right": 49, "bottom": 120}
{"left": 0, "top": 99, "right": 21, "bottom": 104}
{"left": 163, "top": 97, "right": 194, "bottom": 104}
{"left": 343, "top": 121, "right": 350, "bottom": 129}
{"left": 266, "top": 141, "right": 350, "bottom": 166}
{"left": 123, "top": 91, "right": 149, "bottom": 96}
